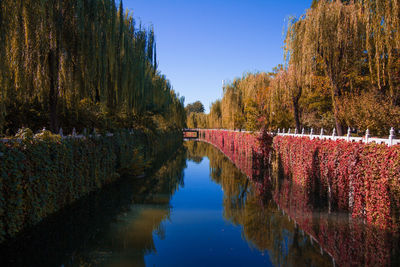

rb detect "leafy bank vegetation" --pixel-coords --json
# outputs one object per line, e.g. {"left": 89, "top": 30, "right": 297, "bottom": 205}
{"left": 0, "top": 128, "right": 182, "bottom": 242}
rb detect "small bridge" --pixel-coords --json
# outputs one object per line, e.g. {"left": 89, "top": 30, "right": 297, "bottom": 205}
{"left": 183, "top": 129, "right": 199, "bottom": 139}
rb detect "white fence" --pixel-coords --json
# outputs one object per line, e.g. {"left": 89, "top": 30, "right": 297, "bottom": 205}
{"left": 276, "top": 127, "right": 399, "bottom": 147}
{"left": 194, "top": 127, "right": 400, "bottom": 147}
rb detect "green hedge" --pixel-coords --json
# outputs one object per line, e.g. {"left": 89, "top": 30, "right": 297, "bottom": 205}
{"left": 0, "top": 129, "right": 182, "bottom": 242}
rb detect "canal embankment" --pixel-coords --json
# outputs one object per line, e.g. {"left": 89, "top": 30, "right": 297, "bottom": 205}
{"left": 0, "top": 128, "right": 182, "bottom": 243}
{"left": 1, "top": 145, "right": 187, "bottom": 266}
{"left": 198, "top": 129, "right": 400, "bottom": 266}
{"left": 198, "top": 129, "right": 400, "bottom": 231}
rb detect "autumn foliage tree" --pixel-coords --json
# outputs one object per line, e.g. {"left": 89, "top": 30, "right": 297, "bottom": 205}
{"left": 200, "top": 0, "right": 400, "bottom": 136}
{"left": 0, "top": 0, "right": 185, "bottom": 134}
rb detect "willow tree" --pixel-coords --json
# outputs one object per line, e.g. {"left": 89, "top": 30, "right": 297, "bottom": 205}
{"left": 0, "top": 0, "right": 4, "bottom": 131}
{"left": 363, "top": 0, "right": 400, "bottom": 105}
{"left": 208, "top": 100, "right": 222, "bottom": 128}
{"left": 278, "top": 66, "right": 303, "bottom": 132}
{"left": 0, "top": 0, "right": 186, "bottom": 133}
{"left": 285, "top": 0, "right": 366, "bottom": 135}
{"left": 221, "top": 81, "right": 244, "bottom": 129}
{"left": 268, "top": 70, "right": 293, "bottom": 130}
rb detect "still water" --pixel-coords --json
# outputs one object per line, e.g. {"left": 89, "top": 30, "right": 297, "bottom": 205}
{"left": 2, "top": 141, "right": 398, "bottom": 266}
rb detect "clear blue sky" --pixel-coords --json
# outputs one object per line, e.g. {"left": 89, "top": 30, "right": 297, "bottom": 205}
{"left": 123, "top": 0, "right": 312, "bottom": 112}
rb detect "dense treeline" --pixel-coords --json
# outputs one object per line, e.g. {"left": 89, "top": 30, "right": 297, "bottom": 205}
{"left": 0, "top": 0, "right": 185, "bottom": 134}
{"left": 192, "top": 0, "right": 400, "bottom": 136}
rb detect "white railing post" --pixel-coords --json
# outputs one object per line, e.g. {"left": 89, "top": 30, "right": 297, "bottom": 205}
{"left": 294, "top": 128, "right": 298, "bottom": 135}
{"left": 310, "top": 128, "right": 314, "bottom": 140}
{"left": 365, "top": 129, "right": 370, "bottom": 144}
{"left": 320, "top": 128, "right": 324, "bottom": 138}
{"left": 347, "top": 127, "right": 351, "bottom": 142}
{"left": 282, "top": 128, "right": 285, "bottom": 135}
{"left": 389, "top": 127, "right": 395, "bottom": 146}
{"left": 59, "top": 127, "right": 63, "bottom": 137}
{"left": 277, "top": 128, "right": 280, "bottom": 134}
{"left": 72, "top": 128, "right": 77, "bottom": 137}
{"left": 332, "top": 128, "right": 336, "bottom": 140}
{"left": 288, "top": 128, "right": 291, "bottom": 135}
{"left": 301, "top": 128, "right": 305, "bottom": 137}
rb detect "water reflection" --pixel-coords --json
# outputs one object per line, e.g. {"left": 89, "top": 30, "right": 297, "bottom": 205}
{"left": 1, "top": 147, "right": 186, "bottom": 266}
{"left": 3, "top": 141, "right": 397, "bottom": 266}
{"left": 188, "top": 140, "right": 400, "bottom": 266}
{"left": 273, "top": 173, "right": 400, "bottom": 267}
{"left": 186, "top": 141, "right": 333, "bottom": 266}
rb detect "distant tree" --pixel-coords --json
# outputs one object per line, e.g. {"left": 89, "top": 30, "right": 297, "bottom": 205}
{"left": 185, "top": 101, "right": 205, "bottom": 114}
{"left": 208, "top": 100, "right": 222, "bottom": 128}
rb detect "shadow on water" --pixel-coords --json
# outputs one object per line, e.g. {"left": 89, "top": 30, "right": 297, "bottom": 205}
{"left": 1, "top": 146, "right": 187, "bottom": 267}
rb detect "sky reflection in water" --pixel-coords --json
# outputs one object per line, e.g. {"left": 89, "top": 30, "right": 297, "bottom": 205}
{"left": 144, "top": 158, "right": 273, "bottom": 267}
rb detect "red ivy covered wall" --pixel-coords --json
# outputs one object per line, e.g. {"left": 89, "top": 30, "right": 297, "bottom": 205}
{"left": 273, "top": 136, "right": 400, "bottom": 231}
{"left": 198, "top": 129, "right": 273, "bottom": 194}
{"left": 199, "top": 129, "right": 400, "bottom": 230}
{"left": 198, "top": 129, "right": 400, "bottom": 265}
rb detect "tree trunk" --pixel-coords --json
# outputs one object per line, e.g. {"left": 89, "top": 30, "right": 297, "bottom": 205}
{"left": 48, "top": 49, "right": 59, "bottom": 132}
{"left": 329, "top": 75, "right": 344, "bottom": 136}
{"left": 48, "top": 0, "right": 62, "bottom": 133}
{"left": 107, "top": 60, "right": 115, "bottom": 113}
{"left": 292, "top": 86, "right": 302, "bottom": 133}
{"left": 333, "top": 105, "right": 344, "bottom": 136}
{"left": 293, "top": 96, "right": 301, "bottom": 133}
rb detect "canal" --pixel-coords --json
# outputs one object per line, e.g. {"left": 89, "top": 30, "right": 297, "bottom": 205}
{"left": 2, "top": 141, "right": 399, "bottom": 266}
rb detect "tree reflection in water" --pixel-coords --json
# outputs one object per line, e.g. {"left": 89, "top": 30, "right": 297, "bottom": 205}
{"left": 186, "top": 141, "right": 333, "bottom": 266}
{"left": 3, "top": 141, "right": 399, "bottom": 266}
{"left": 1, "top": 147, "right": 187, "bottom": 267}
{"left": 188, "top": 140, "right": 400, "bottom": 267}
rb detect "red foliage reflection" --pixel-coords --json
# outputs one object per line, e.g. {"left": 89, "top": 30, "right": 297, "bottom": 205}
{"left": 199, "top": 130, "right": 400, "bottom": 266}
